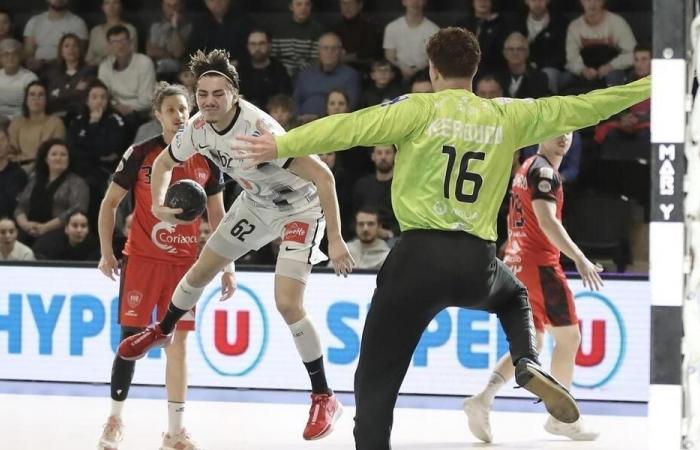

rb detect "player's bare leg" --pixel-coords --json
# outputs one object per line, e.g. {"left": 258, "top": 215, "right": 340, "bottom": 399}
{"left": 118, "top": 247, "right": 232, "bottom": 360}
{"left": 274, "top": 269, "right": 342, "bottom": 440}
{"left": 463, "top": 332, "right": 543, "bottom": 442}
{"left": 543, "top": 324, "right": 599, "bottom": 441}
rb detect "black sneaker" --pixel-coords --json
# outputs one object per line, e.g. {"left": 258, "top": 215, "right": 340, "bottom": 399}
{"left": 515, "top": 358, "right": 580, "bottom": 424}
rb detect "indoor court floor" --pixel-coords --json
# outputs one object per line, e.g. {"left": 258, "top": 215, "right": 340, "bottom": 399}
{"left": 1, "top": 382, "right": 649, "bottom": 450}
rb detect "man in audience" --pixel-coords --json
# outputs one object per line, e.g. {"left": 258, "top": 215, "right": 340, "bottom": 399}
{"left": 0, "top": 39, "right": 38, "bottom": 118}
{"left": 498, "top": 31, "right": 550, "bottom": 98}
{"left": 271, "top": 0, "right": 325, "bottom": 77}
{"left": 363, "top": 59, "right": 402, "bottom": 106}
{"left": 383, "top": 0, "right": 439, "bottom": 82}
{"left": 353, "top": 145, "right": 398, "bottom": 240}
{"left": 147, "top": 0, "right": 192, "bottom": 79}
{"left": 333, "top": 0, "right": 382, "bottom": 73}
{"left": 293, "top": 32, "right": 360, "bottom": 121}
{"left": 187, "top": 0, "right": 254, "bottom": 65}
{"left": 238, "top": 29, "right": 292, "bottom": 109}
{"left": 0, "top": 216, "right": 35, "bottom": 261}
{"left": 343, "top": 207, "right": 390, "bottom": 269}
{"left": 23, "top": 0, "right": 88, "bottom": 72}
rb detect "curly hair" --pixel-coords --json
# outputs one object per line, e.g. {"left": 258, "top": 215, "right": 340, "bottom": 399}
{"left": 152, "top": 81, "right": 192, "bottom": 112}
{"left": 426, "top": 27, "right": 481, "bottom": 80}
{"left": 188, "top": 49, "right": 240, "bottom": 91}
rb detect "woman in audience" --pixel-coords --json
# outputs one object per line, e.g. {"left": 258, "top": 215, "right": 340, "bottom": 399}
{"left": 8, "top": 81, "right": 65, "bottom": 172}
{"left": 0, "top": 216, "right": 35, "bottom": 261}
{"left": 42, "top": 33, "right": 96, "bottom": 120}
{"left": 33, "top": 210, "right": 99, "bottom": 261}
{"left": 86, "top": 0, "right": 139, "bottom": 65}
{"left": 14, "top": 138, "right": 89, "bottom": 245}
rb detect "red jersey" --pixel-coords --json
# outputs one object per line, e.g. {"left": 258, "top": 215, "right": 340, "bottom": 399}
{"left": 113, "top": 135, "right": 224, "bottom": 263}
{"left": 504, "top": 154, "right": 563, "bottom": 270}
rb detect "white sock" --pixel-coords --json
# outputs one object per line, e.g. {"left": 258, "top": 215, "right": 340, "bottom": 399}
{"left": 167, "top": 401, "right": 185, "bottom": 435}
{"left": 480, "top": 372, "right": 506, "bottom": 404}
{"left": 110, "top": 399, "right": 124, "bottom": 418}
{"left": 289, "top": 316, "right": 323, "bottom": 362}
{"left": 172, "top": 277, "right": 204, "bottom": 310}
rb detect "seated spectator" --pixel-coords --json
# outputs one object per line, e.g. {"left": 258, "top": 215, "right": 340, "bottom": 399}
{"left": 14, "top": 138, "right": 89, "bottom": 245}
{"left": 9, "top": 81, "right": 66, "bottom": 172}
{"left": 0, "top": 10, "right": 19, "bottom": 63}
{"left": 294, "top": 32, "right": 361, "bottom": 121}
{"left": 383, "top": 0, "right": 439, "bottom": 82}
{"left": 497, "top": 31, "right": 550, "bottom": 98}
{"left": 520, "top": 131, "right": 582, "bottom": 185}
{"left": 475, "top": 74, "right": 504, "bottom": 98}
{"left": 86, "top": 0, "right": 139, "bottom": 66}
{"left": 340, "top": 207, "right": 390, "bottom": 270}
{"left": 353, "top": 145, "right": 398, "bottom": 239}
{"left": 455, "top": 0, "right": 518, "bottom": 74}
{"left": 363, "top": 59, "right": 402, "bottom": 106}
{"left": 0, "top": 39, "right": 38, "bottom": 118}
{"left": 188, "top": 0, "right": 255, "bottom": 66}
{"left": 147, "top": 0, "right": 192, "bottom": 79}
{"left": 266, "top": 94, "right": 298, "bottom": 130}
{"left": 0, "top": 126, "right": 28, "bottom": 218}
{"left": 238, "top": 29, "right": 292, "bottom": 109}
{"left": 333, "top": 0, "right": 382, "bottom": 73}
{"left": 561, "top": 0, "right": 636, "bottom": 94}
{"left": 23, "top": 0, "right": 88, "bottom": 73}
{"left": 271, "top": 0, "right": 325, "bottom": 77}
{"left": 0, "top": 216, "right": 35, "bottom": 261}
{"left": 67, "top": 79, "right": 128, "bottom": 209}
{"left": 519, "top": 0, "right": 569, "bottom": 93}
{"left": 410, "top": 69, "right": 433, "bottom": 93}
{"left": 98, "top": 25, "right": 156, "bottom": 135}
{"left": 42, "top": 33, "right": 96, "bottom": 119}
{"left": 33, "top": 210, "right": 99, "bottom": 261}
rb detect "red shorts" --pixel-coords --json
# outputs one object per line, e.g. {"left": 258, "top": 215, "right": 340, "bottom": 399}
{"left": 119, "top": 255, "right": 195, "bottom": 331}
{"left": 516, "top": 262, "right": 578, "bottom": 332}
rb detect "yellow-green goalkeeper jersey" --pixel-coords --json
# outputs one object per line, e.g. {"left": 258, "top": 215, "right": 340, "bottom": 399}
{"left": 276, "top": 77, "right": 650, "bottom": 241}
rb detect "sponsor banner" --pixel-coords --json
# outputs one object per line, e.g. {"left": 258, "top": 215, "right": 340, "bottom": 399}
{"left": 0, "top": 266, "right": 649, "bottom": 401}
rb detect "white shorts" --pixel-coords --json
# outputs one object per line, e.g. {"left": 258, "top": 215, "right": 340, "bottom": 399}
{"left": 206, "top": 195, "right": 327, "bottom": 265}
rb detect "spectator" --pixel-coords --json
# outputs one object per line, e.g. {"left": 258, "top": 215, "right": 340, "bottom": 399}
{"left": 98, "top": 25, "right": 156, "bottom": 131}
{"left": 0, "top": 216, "right": 35, "bottom": 261}
{"left": 67, "top": 79, "right": 128, "bottom": 218}
{"left": 383, "top": 0, "right": 439, "bottom": 82}
{"left": 455, "top": 0, "right": 517, "bottom": 73}
{"left": 14, "top": 138, "right": 89, "bottom": 245}
{"left": 332, "top": 0, "right": 382, "bottom": 73}
{"left": 147, "top": 0, "right": 192, "bottom": 79}
{"left": 497, "top": 31, "right": 550, "bottom": 98}
{"left": 0, "top": 10, "right": 19, "bottom": 62}
{"left": 187, "top": 0, "right": 255, "bottom": 65}
{"left": 0, "top": 126, "right": 28, "bottom": 218}
{"left": 86, "top": 0, "right": 139, "bottom": 66}
{"left": 410, "top": 69, "right": 433, "bottom": 93}
{"left": 0, "top": 39, "right": 38, "bottom": 118}
{"left": 352, "top": 145, "right": 398, "bottom": 239}
{"left": 561, "top": 0, "right": 636, "bottom": 93}
{"left": 23, "top": 0, "right": 88, "bottom": 72}
{"left": 9, "top": 81, "right": 66, "bottom": 172}
{"left": 266, "top": 94, "right": 297, "bottom": 130}
{"left": 520, "top": 131, "right": 582, "bottom": 185}
{"left": 363, "top": 59, "right": 402, "bottom": 106}
{"left": 42, "top": 33, "right": 96, "bottom": 119}
{"left": 238, "top": 29, "right": 292, "bottom": 109}
{"left": 342, "top": 207, "right": 390, "bottom": 269}
{"left": 475, "top": 74, "right": 504, "bottom": 98}
{"left": 293, "top": 32, "right": 361, "bottom": 121}
{"left": 33, "top": 210, "right": 99, "bottom": 260}
{"left": 520, "top": 0, "right": 569, "bottom": 93}
{"left": 271, "top": 0, "right": 325, "bottom": 77}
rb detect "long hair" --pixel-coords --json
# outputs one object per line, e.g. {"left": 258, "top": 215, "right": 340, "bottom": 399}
{"left": 21, "top": 80, "right": 47, "bottom": 118}
{"left": 56, "top": 33, "right": 85, "bottom": 72}
{"left": 33, "top": 138, "right": 72, "bottom": 181}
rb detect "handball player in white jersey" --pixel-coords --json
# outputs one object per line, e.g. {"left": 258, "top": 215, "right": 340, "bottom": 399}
{"left": 118, "top": 49, "right": 354, "bottom": 441}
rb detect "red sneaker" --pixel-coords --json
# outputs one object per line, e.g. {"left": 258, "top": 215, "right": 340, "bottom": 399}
{"left": 303, "top": 393, "right": 343, "bottom": 440}
{"left": 117, "top": 324, "right": 173, "bottom": 360}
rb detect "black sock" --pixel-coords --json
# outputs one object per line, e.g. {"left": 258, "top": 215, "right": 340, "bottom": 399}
{"left": 159, "top": 303, "right": 189, "bottom": 334}
{"left": 304, "top": 356, "right": 332, "bottom": 395}
{"left": 111, "top": 328, "right": 138, "bottom": 401}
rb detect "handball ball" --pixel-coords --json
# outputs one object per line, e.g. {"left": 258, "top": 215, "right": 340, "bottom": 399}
{"left": 164, "top": 179, "right": 207, "bottom": 221}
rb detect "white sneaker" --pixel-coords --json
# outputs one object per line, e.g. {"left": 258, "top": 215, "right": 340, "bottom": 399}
{"left": 97, "top": 415, "right": 123, "bottom": 450}
{"left": 161, "top": 428, "right": 202, "bottom": 450}
{"left": 463, "top": 395, "right": 493, "bottom": 443}
{"left": 544, "top": 415, "right": 600, "bottom": 441}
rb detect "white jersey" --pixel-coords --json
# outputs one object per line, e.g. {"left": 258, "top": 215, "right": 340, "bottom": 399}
{"left": 170, "top": 99, "right": 317, "bottom": 211}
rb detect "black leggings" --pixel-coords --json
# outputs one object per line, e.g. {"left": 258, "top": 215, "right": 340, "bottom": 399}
{"left": 353, "top": 230, "right": 538, "bottom": 450}
{"left": 110, "top": 326, "right": 141, "bottom": 401}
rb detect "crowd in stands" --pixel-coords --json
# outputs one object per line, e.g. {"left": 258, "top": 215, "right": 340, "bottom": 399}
{"left": 0, "top": 0, "right": 652, "bottom": 271}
